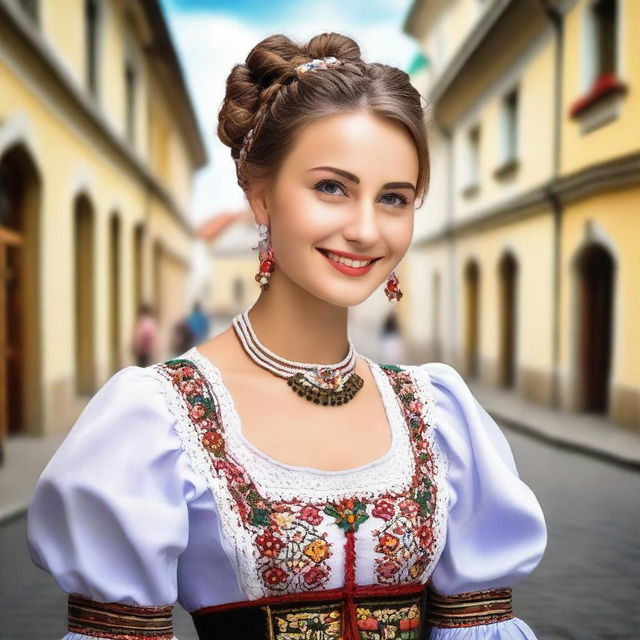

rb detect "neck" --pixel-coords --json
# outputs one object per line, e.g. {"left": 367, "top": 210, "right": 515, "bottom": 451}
{"left": 243, "top": 282, "right": 351, "bottom": 365}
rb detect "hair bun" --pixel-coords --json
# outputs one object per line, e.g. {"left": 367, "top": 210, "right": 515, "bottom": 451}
{"left": 218, "top": 31, "right": 429, "bottom": 203}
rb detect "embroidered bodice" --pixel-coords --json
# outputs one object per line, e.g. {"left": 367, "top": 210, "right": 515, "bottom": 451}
{"left": 152, "top": 349, "right": 448, "bottom": 601}
{"left": 26, "top": 347, "right": 547, "bottom": 640}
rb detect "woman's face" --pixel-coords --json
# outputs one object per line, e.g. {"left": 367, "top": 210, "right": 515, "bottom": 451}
{"left": 251, "top": 109, "right": 420, "bottom": 308}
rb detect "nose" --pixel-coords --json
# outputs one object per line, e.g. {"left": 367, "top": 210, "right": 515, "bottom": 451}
{"left": 342, "top": 199, "right": 381, "bottom": 247}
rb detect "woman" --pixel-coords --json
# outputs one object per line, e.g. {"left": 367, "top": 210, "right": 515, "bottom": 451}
{"left": 131, "top": 303, "right": 159, "bottom": 367}
{"left": 26, "top": 33, "right": 546, "bottom": 640}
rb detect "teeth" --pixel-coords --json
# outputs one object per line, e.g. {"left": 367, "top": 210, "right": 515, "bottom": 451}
{"left": 325, "top": 251, "right": 373, "bottom": 268}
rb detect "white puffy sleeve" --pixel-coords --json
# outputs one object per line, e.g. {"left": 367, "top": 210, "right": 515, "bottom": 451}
{"left": 26, "top": 365, "right": 204, "bottom": 640}
{"left": 421, "top": 362, "right": 547, "bottom": 639}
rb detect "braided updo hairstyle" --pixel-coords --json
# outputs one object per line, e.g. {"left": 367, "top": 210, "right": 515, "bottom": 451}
{"left": 218, "top": 32, "right": 431, "bottom": 207}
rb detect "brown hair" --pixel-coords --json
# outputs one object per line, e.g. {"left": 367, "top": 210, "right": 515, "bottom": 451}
{"left": 217, "top": 32, "right": 430, "bottom": 207}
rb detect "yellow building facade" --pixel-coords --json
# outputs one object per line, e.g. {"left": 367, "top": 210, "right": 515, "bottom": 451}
{"left": 404, "top": 0, "right": 640, "bottom": 431}
{"left": 0, "top": 0, "right": 207, "bottom": 457}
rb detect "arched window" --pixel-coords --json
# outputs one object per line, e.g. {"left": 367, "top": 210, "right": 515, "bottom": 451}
{"left": 498, "top": 252, "right": 518, "bottom": 388}
{"left": 74, "top": 194, "right": 96, "bottom": 395}
{"left": 109, "top": 213, "right": 121, "bottom": 374}
{"left": 464, "top": 260, "right": 481, "bottom": 378}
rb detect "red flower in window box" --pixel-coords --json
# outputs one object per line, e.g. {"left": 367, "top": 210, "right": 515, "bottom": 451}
{"left": 569, "top": 72, "right": 627, "bottom": 118}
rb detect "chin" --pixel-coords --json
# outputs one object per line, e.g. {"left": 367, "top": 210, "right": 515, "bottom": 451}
{"left": 311, "top": 286, "right": 377, "bottom": 309}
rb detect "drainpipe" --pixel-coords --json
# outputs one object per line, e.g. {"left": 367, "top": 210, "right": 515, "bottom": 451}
{"left": 540, "top": 0, "right": 563, "bottom": 409}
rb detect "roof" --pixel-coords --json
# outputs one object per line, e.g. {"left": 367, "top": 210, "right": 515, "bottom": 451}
{"left": 197, "top": 210, "right": 252, "bottom": 242}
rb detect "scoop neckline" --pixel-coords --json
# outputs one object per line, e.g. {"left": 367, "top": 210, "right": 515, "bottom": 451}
{"left": 187, "top": 345, "right": 402, "bottom": 477}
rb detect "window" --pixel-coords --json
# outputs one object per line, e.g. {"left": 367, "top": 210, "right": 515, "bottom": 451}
{"left": 462, "top": 125, "right": 481, "bottom": 198}
{"left": 570, "top": 0, "right": 625, "bottom": 126}
{"left": 495, "top": 87, "right": 519, "bottom": 179}
{"left": 85, "top": 0, "right": 100, "bottom": 96}
{"left": 581, "top": 0, "right": 619, "bottom": 91}
{"left": 125, "top": 59, "right": 137, "bottom": 142}
{"left": 593, "top": 0, "right": 617, "bottom": 78}
{"left": 502, "top": 88, "right": 518, "bottom": 162}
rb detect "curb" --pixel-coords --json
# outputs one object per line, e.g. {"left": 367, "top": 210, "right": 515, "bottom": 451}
{"left": 488, "top": 409, "right": 640, "bottom": 471}
{"left": 0, "top": 500, "right": 29, "bottom": 524}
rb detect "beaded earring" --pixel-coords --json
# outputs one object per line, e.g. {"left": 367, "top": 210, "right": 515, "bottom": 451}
{"left": 384, "top": 270, "right": 403, "bottom": 303}
{"left": 253, "top": 223, "right": 274, "bottom": 291}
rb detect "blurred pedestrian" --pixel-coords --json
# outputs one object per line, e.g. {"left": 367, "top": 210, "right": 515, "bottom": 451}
{"left": 170, "top": 318, "right": 195, "bottom": 355}
{"left": 131, "top": 303, "right": 158, "bottom": 367}
{"left": 380, "top": 310, "right": 405, "bottom": 363}
{"left": 186, "top": 301, "right": 210, "bottom": 345}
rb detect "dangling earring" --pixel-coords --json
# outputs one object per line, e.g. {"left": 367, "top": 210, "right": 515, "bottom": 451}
{"left": 253, "top": 223, "right": 274, "bottom": 291}
{"left": 384, "top": 270, "right": 403, "bottom": 303}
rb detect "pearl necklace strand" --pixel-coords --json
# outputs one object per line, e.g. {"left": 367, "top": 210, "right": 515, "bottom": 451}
{"left": 231, "top": 309, "right": 364, "bottom": 406}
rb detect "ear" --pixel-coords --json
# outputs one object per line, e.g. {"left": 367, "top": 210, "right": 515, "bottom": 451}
{"left": 246, "top": 180, "right": 271, "bottom": 227}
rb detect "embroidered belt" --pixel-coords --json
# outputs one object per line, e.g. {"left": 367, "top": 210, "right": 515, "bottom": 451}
{"left": 67, "top": 592, "right": 174, "bottom": 639}
{"left": 425, "top": 586, "right": 514, "bottom": 628}
{"left": 190, "top": 583, "right": 427, "bottom": 640}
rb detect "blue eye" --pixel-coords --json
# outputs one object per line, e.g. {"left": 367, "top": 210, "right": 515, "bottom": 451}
{"left": 313, "top": 180, "right": 409, "bottom": 208}
{"left": 380, "top": 193, "right": 409, "bottom": 207}
{"left": 313, "top": 180, "right": 347, "bottom": 196}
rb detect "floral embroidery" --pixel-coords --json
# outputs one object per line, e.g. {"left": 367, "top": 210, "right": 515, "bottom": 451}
{"left": 158, "top": 359, "right": 333, "bottom": 594}
{"left": 267, "top": 595, "right": 422, "bottom": 639}
{"left": 273, "top": 603, "right": 342, "bottom": 639}
{"left": 156, "top": 357, "right": 439, "bottom": 595}
{"left": 369, "top": 364, "right": 439, "bottom": 584}
{"left": 324, "top": 498, "right": 369, "bottom": 533}
{"left": 356, "top": 599, "right": 421, "bottom": 638}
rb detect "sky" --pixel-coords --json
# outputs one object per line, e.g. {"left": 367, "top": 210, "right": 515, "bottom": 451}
{"left": 159, "top": 0, "right": 422, "bottom": 224}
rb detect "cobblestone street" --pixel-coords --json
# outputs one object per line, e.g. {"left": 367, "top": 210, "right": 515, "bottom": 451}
{"left": 1, "top": 424, "right": 639, "bottom": 640}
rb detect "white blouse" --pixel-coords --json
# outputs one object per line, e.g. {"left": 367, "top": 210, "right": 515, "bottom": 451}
{"left": 26, "top": 346, "right": 547, "bottom": 639}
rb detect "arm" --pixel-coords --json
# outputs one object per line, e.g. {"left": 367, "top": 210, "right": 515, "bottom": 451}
{"left": 26, "top": 366, "right": 202, "bottom": 639}
{"left": 420, "top": 362, "right": 547, "bottom": 639}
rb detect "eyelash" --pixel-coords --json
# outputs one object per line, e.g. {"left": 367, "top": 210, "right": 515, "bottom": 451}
{"left": 312, "top": 179, "right": 410, "bottom": 207}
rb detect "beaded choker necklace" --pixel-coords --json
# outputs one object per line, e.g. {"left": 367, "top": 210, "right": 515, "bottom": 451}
{"left": 231, "top": 310, "right": 364, "bottom": 406}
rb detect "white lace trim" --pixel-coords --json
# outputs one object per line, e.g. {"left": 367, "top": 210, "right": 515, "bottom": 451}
{"left": 146, "top": 364, "right": 259, "bottom": 599}
{"left": 410, "top": 363, "right": 450, "bottom": 584}
{"left": 186, "top": 346, "right": 415, "bottom": 503}
{"left": 149, "top": 353, "right": 449, "bottom": 599}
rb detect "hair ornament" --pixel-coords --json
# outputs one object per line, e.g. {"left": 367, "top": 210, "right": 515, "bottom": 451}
{"left": 235, "top": 56, "right": 343, "bottom": 191}
{"left": 295, "top": 56, "right": 342, "bottom": 74}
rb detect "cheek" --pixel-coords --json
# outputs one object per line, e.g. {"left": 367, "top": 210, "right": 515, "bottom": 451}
{"left": 273, "top": 191, "right": 337, "bottom": 246}
{"left": 381, "top": 213, "right": 415, "bottom": 255}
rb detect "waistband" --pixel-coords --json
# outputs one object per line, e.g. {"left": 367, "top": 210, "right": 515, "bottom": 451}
{"left": 191, "top": 583, "right": 427, "bottom": 640}
{"left": 67, "top": 592, "right": 174, "bottom": 639}
{"left": 65, "top": 584, "right": 515, "bottom": 639}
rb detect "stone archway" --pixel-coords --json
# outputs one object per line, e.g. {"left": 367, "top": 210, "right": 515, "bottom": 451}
{"left": 0, "top": 144, "right": 42, "bottom": 462}
{"left": 576, "top": 243, "right": 614, "bottom": 413}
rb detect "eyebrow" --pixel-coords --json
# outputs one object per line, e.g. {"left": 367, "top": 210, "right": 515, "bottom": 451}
{"left": 309, "top": 166, "right": 416, "bottom": 193}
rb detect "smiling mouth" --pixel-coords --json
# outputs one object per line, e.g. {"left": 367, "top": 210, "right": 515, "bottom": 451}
{"left": 316, "top": 248, "right": 383, "bottom": 268}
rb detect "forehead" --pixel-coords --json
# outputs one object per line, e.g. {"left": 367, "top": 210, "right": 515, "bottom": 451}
{"left": 280, "top": 110, "right": 419, "bottom": 181}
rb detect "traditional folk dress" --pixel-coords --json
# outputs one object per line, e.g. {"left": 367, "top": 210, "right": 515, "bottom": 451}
{"left": 26, "top": 345, "right": 547, "bottom": 640}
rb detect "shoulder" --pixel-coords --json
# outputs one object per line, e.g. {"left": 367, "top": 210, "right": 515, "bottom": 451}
{"left": 61, "top": 364, "right": 186, "bottom": 461}
{"left": 34, "top": 361, "right": 208, "bottom": 505}
{"left": 414, "top": 361, "right": 467, "bottom": 387}
{"left": 84, "top": 364, "right": 171, "bottom": 419}
{"left": 413, "top": 361, "right": 478, "bottom": 412}
{"left": 410, "top": 362, "right": 519, "bottom": 472}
